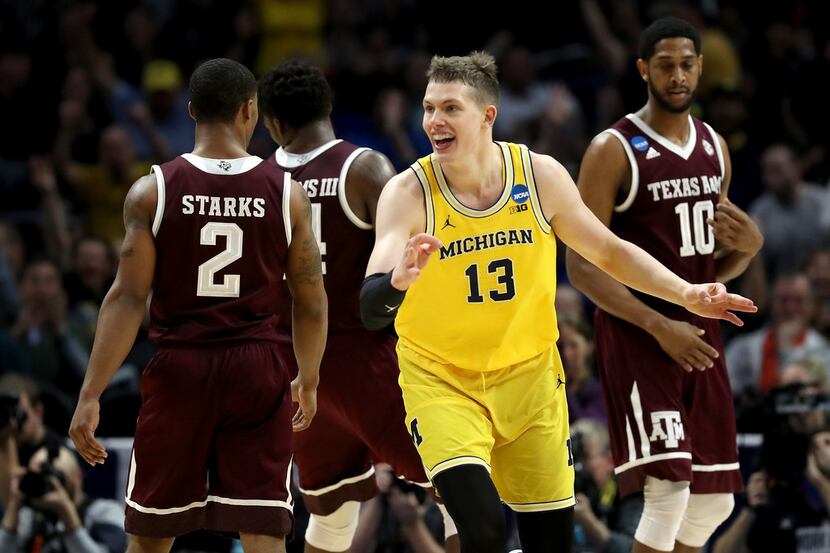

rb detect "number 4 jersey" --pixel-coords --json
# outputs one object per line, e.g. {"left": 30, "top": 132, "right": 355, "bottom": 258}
{"left": 605, "top": 113, "right": 724, "bottom": 316}
{"left": 148, "top": 154, "right": 291, "bottom": 346}
{"left": 396, "top": 142, "right": 558, "bottom": 372}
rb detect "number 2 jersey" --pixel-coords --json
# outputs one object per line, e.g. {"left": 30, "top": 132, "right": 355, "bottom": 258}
{"left": 395, "top": 142, "right": 558, "bottom": 371}
{"left": 148, "top": 154, "right": 291, "bottom": 346}
{"left": 604, "top": 113, "right": 725, "bottom": 320}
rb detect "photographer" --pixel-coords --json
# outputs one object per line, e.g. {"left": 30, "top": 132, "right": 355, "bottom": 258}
{"left": 714, "top": 361, "right": 830, "bottom": 552}
{"left": 570, "top": 419, "right": 642, "bottom": 553}
{"left": 1, "top": 374, "right": 64, "bottom": 510}
{"left": 351, "top": 463, "right": 448, "bottom": 553}
{"left": 0, "top": 445, "right": 126, "bottom": 553}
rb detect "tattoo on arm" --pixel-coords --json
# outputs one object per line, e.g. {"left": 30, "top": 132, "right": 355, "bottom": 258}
{"left": 296, "top": 236, "right": 323, "bottom": 285}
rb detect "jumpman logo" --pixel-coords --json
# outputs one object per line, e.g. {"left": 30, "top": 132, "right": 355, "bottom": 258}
{"left": 441, "top": 215, "right": 455, "bottom": 230}
{"left": 556, "top": 375, "right": 565, "bottom": 389}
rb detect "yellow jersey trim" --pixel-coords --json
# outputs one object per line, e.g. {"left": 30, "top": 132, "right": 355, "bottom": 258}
{"left": 432, "top": 142, "right": 514, "bottom": 218}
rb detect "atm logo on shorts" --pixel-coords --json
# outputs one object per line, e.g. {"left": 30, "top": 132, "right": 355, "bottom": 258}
{"left": 649, "top": 411, "right": 684, "bottom": 448}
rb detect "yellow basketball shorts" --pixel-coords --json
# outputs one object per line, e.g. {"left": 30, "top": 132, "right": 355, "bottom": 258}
{"left": 397, "top": 341, "right": 575, "bottom": 512}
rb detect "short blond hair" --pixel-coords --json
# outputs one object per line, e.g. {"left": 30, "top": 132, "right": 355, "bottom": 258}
{"left": 427, "top": 51, "right": 499, "bottom": 107}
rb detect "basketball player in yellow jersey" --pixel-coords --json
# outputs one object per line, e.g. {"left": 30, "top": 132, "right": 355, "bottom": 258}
{"left": 359, "top": 52, "right": 756, "bottom": 553}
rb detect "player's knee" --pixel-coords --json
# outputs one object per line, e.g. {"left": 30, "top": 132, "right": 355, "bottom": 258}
{"left": 675, "top": 493, "right": 735, "bottom": 548}
{"left": 635, "top": 477, "right": 690, "bottom": 551}
{"left": 304, "top": 501, "right": 361, "bottom": 552}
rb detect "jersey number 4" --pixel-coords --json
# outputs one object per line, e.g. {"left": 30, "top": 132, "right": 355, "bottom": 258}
{"left": 197, "top": 222, "right": 243, "bottom": 297}
{"left": 675, "top": 200, "right": 715, "bottom": 257}
{"left": 464, "top": 258, "right": 516, "bottom": 303}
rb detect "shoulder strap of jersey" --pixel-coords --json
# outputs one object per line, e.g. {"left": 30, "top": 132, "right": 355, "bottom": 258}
{"left": 514, "top": 143, "right": 552, "bottom": 234}
{"left": 409, "top": 155, "right": 437, "bottom": 235}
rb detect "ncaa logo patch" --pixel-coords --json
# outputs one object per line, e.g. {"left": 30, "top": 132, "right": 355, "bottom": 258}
{"left": 630, "top": 135, "right": 649, "bottom": 152}
{"left": 511, "top": 184, "right": 530, "bottom": 204}
{"left": 702, "top": 139, "right": 715, "bottom": 156}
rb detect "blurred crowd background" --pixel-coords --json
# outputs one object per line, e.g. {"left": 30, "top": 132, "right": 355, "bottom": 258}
{"left": 2, "top": 0, "right": 830, "bottom": 551}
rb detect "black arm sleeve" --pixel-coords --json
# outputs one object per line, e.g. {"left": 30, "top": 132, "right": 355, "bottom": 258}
{"left": 360, "top": 272, "right": 407, "bottom": 331}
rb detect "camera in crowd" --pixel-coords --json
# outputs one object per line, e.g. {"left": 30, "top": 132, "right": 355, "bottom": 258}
{"left": 771, "top": 382, "right": 830, "bottom": 416}
{"left": 570, "top": 431, "right": 599, "bottom": 501}
{"left": 18, "top": 446, "right": 67, "bottom": 504}
{"left": 385, "top": 468, "right": 427, "bottom": 504}
{"left": 0, "top": 390, "right": 27, "bottom": 429}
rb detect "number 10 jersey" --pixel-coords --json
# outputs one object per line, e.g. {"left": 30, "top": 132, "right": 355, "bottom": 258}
{"left": 148, "top": 154, "right": 291, "bottom": 346}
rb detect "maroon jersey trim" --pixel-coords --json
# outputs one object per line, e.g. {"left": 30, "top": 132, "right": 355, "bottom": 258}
{"left": 126, "top": 453, "right": 294, "bottom": 513}
{"left": 626, "top": 113, "right": 697, "bottom": 160}
{"left": 282, "top": 171, "right": 292, "bottom": 246}
{"left": 337, "top": 148, "right": 372, "bottom": 230}
{"left": 691, "top": 462, "right": 740, "bottom": 472}
{"left": 603, "top": 129, "right": 640, "bottom": 213}
{"left": 614, "top": 451, "right": 692, "bottom": 475}
{"left": 276, "top": 139, "right": 342, "bottom": 168}
{"left": 299, "top": 466, "right": 376, "bottom": 495}
{"left": 702, "top": 122, "right": 726, "bottom": 178}
{"left": 151, "top": 165, "right": 165, "bottom": 236}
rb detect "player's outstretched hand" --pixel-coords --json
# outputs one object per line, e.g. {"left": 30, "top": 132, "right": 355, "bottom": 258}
{"left": 69, "top": 397, "right": 107, "bottom": 466}
{"left": 291, "top": 376, "right": 317, "bottom": 432}
{"left": 390, "top": 233, "right": 443, "bottom": 291}
{"left": 682, "top": 282, "right": 757, "bottom": 326}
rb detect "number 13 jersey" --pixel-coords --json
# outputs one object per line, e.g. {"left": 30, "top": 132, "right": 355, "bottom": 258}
{"left": 395, "top": 142, "right": 558, "bottom": 372}
{"left": 149, "top": 154, "right": 291, "bottom": 346}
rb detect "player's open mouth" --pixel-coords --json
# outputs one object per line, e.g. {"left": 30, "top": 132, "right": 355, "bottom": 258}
{"left": 433, "top": 135, "right": 455, "bottom": 150}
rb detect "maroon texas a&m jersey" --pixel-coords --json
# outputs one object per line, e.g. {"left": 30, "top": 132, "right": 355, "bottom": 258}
{"left": 274, "top": 139, "right": 372, "bottom": 334}
{"left": 149, "top": 154, "right": 291, "bottom": 345}
{"left": 606, "top": 113, "right": 725, "bottom": 318}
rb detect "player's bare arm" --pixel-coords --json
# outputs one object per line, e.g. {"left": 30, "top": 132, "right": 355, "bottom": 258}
{"left": 285, "top": 179, "right": 327, "bottom": 432}
{"left": 69, "top": 174, "right": 157, "bottom": 465}
{"left": 345, "top": 150, "right": 398, "bottom": 225}
{"left": 360, "top": 170, "right": 439, "bottom": 330}
{"left": 566, "top": 136, "right": 722, "bottom": 371}
{"left": 535, "top": 151, "right": 756, "bottom": 327}
{"left": 708, "top": 132, "right": 763, "bottom": 282}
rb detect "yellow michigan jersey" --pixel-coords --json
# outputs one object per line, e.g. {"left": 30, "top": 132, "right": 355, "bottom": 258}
{"left": 395, "top": 141, "right": 558, "bottom": 371}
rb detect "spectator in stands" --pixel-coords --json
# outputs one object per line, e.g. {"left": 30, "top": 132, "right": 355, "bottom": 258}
{"left": 0, "top": 445, "right": 127, "bottom": 553}
{"left": 727, "top": 273, "right": 830, "bottom": 397}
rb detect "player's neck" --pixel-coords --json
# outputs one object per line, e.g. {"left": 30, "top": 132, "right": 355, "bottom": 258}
{"left": 192, "top": 124, "right": 251, "bottom": 159}
{"left": 282, "top": 120, "right": 336, "bottom": 154}
{"left": 441, "top": 141, "right": 502, "bottom": 196}
{"left": 638, "top": 104, "right": 691, "bottom": 146}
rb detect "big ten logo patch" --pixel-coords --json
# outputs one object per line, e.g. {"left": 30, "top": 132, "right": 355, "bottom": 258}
{"left": 649, "top": 411, "right": 684, "bottom": 448}
{"left": 510, "top": 203, "right": 528, "bottom": 214}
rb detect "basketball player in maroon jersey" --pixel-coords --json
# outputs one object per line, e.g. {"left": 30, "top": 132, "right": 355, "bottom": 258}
{"left": 258, "top": 60, "right": 459, "bottom": 553}
{"left": 68, "top": 58, "right": 327, "bottom": 553}
{"left": 567, "top": 18, "right": 763, "bottom": 553}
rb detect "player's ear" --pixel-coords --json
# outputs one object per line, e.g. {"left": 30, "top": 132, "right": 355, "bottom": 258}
{"left": 241, "top": 97, "right": 256, "bottom": 122}
{"left": 484, "top": 104, "right": 497, "bottom": 128}
{"left": 636, "top": 58, "right": 648, "bottom": 82}
{"left": 187, "top": 101, "right": 196, "bottom": 122}
{"left": 697, "top": 54, "right": 703, "bottom": 77}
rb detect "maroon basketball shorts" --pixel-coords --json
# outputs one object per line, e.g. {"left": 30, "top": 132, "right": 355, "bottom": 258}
{"left": 594, "top": 310, "right": 743, "bottom": 497}
{"left": 279, "top": 330, "right": 428, "bottom": 515}
{"left": 125, "top": 341, "right": 294, "bottom": 537}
